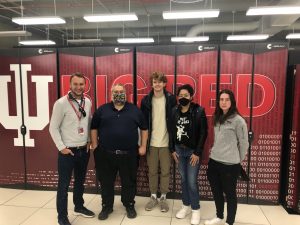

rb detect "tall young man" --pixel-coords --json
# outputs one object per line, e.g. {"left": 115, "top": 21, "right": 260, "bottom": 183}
{"left": 141, "top": 72, "right": 176, "bottom": 212}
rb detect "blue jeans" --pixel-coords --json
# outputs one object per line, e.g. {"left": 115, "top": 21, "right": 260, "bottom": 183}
{"left": 176, "top": 144, "right": 200, "bottom": 210}
{"left": 57, "top": 148, "right": 90, "bottom": 220}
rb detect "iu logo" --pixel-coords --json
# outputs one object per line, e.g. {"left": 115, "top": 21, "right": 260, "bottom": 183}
{"left": 0, "top": 64, "right": 53, "bottom": 147}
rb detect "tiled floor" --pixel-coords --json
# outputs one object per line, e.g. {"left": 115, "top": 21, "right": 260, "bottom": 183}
{"left": 0, "top": 188, "right": 299, "bottom": 225}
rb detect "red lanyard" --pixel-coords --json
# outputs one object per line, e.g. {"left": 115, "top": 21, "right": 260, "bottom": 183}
{"left": 67, "top": 95, "right": 85, "bottom": 121}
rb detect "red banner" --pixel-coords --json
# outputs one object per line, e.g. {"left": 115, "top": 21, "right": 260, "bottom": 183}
{"left": 0, "top": 49, "right": 25, "bottom": 186}
{"left": 136, "top": 46, "right": 175, "bottom": 195}
{"left": 220, "top": 44, "right": 253, "bottom": 201}
{"left": 18, "top": 49, "right": 57, "bottom": 189}
{"left": 176, "top": 45, "right": 218, "bottom": 199}
{"left": 249, "top": 43, "right": 288, "bottom": 204}
{"left": 0, "top": 44, "right": 291, "bottom": 204}
{"left": 286, "top": 64, "right": 300, "bottom": 210}
{"left": 58, "top": 47, "right": 96, "bottom": 190}
{"left": 95, "top": 47, "right": 133, "bottom": 108}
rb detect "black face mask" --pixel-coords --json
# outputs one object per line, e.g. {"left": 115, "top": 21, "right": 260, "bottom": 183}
{"left": 179, "top": 97, "right": 190, "bottom": 106}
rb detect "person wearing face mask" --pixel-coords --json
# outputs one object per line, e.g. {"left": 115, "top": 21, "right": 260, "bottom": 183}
{"left": 90, "top": 83, "right": 148, "bottom": 220}
{"left": 170, "top": 84, "right": 208, "bottom": 225}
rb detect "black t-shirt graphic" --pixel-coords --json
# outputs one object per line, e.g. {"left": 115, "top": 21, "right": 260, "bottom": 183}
{"left": 175, "top": 111, "right": 191, "bottom": 146}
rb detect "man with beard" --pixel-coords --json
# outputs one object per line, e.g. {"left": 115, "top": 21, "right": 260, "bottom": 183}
{"left": 90, "top": 83, "right": 148, "bottom": 220}
{"left": 49, "top": 72, "right": 95, "bottom": 225}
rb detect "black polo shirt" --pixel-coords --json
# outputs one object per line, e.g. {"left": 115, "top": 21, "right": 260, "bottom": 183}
{"left": 91, "top": 102, "right": 148, "bottom": 152}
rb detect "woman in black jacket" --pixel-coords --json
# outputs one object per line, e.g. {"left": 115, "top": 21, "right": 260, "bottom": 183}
{"left": 170, "top": 84, "right": 208, "bottom": 225}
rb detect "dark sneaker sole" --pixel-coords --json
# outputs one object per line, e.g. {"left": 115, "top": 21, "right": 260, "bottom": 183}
{"left": 127, "top": 214, "right": 137, "bottom": 219}
{"left": 126, "top": 210, "right": 137, "bottom": 219}
{"left": 98, "top": 209, "right": 113, "bottom": 220}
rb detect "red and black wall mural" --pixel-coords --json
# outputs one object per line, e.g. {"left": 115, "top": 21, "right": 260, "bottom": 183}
{"left": 219, "top": 44, "right": 254, "bottom": 202}
{"left": 176, "top": 44, "right": 218, "bottom": 199}
{"left": 0, "top": 49, "right": 26, "bottom": 187}
{"left": 0, "top": 43, "right": 297, "bottom": 206}
{"left": 58, "top": 47, "right": 96, "bottom": 191}
{"left": 19, "top": 48, "right": 58, "bottom": 189}
{"left": 283, "top": 51, "right": 300, "bottom": 213}
{"left": 249, "top": 43, "right": 288, "bottom": 204}
{"left": 136, "top": 45, "right": 175, "bottom": 195}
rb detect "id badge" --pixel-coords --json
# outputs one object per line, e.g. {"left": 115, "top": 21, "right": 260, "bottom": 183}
{"left": 78, "top": 127, "right": 84, "bottom": 135}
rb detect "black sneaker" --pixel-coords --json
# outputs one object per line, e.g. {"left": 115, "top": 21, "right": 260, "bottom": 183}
{"left": 74, "top": 206, "right": 95, "bottom": 218}
{"left": 98, "top": 207, "right": 113, "bottom": 220}
{"left": 126, "top": 206, "right": 137, "bottom": 219}
{"left": 57, "top": 217, "right": 71, "bottom": 225}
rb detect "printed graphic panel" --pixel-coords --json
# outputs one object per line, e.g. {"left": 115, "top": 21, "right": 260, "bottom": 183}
{"left": 136, "top": 45, "right": 175, "bottom": 105}
{"left": 95, "top": 47, "right": 134, "bottom": 108}
{"left": 219, "top": 44, "right": 254, "bottom": 201}
{"left": 0, "top": 49, "right": 25, "bottom": 187}
{"left": 177, "top": 44, "right": 218, "bottom": 199}
{"left": 59, "top": 47, "right": 96, "bottom": 190}
{"left": 19, "top": 48, "right": 58, "bottom": 189}
{"left": 286, "top": 64, "right": 300, "bottom": 210}
{"left": 136, "top": 45, "right": 175, "bottom": 195}
{"left": 249, "top": 43, "right": 288, "bottom": 204}
{"left": 95, "top": 47, "right": 134, "bottom": 192}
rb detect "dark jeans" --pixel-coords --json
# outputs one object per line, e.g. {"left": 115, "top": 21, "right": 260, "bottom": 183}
{"left": 94, "top": 148, "right": 137, "bottom": 208}
{"left": 176, "top": 144, "right": 200, "bottom": 210}
{"left": 57, "top": 148, "right": 90, "bottom": 219}
{"left": 207, "top": 159, "right": 240, "bottom": 225}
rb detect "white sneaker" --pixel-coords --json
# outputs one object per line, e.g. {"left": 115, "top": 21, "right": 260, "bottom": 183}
{"left": 204, "top": 217, "right": 223, "bottom": 225}
{"left": 176, "top": 205, "right": 191, "bottom": 219}
{"left": 191, "top": 209, "right": 201, "bottom": 225}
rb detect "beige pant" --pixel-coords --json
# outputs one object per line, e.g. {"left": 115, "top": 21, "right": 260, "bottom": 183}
{"left": 147, "top": 146, "right": 171, "bottom": 194}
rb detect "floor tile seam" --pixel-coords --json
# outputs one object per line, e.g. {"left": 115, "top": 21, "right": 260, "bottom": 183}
{"left": 258, "top": 206, "right": 272, "bottom": 225}
{"left": 84, "top": 193, "right": 97, "bottom": 206}
{"left": 170, "top": 199, "right": 175, "bottom": 225}
{"left": 40, "top": 194, "right": 56, "bottom": 209}
{"left": 18, "top": 207, "right": 41, "bottom": 225}
{"left": 2, "top": 189, "right": 26, "bottom": 205}
{"left": 235, "top": 222, "right": 271, "bottom": 225}
{"left": 119, "top": 213, "right": 126, "bottom": 224}
{"left": 1, "top": 204, "right": 40, "bottom": 209}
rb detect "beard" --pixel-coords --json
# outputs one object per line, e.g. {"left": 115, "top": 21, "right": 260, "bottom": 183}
{"left": 70, "top": 89, "right": 84, "bottom": 99}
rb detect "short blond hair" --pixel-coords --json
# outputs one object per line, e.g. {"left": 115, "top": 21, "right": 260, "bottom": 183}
{"left": 150, "top": 71, "right": 167, "bottom": 84}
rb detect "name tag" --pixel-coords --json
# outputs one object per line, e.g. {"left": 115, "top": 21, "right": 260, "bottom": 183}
{"left": 78, "top": 127, "right": 84, "bottom": 135}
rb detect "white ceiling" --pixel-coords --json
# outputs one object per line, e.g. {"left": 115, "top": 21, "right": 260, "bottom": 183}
{"left": 0, "top": 0, "right": 300, "bottom": 47}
